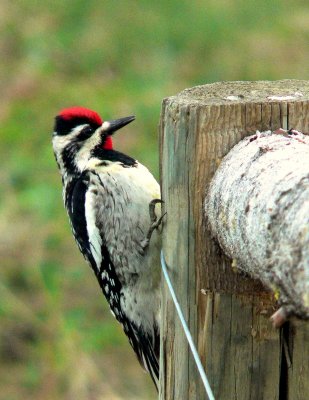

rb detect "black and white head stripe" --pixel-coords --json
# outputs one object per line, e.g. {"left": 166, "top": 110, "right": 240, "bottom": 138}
{"left": 54, "top": 116, "right": 101, "bottom": 136}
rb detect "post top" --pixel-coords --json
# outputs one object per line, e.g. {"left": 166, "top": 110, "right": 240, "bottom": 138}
{"left": 167, "top": 80, "right": 309, "bottom": 106}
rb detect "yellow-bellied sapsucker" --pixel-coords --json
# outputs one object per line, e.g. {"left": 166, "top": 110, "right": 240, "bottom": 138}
{"left": 52, "top": 107, "right": 162, "bottom": 388}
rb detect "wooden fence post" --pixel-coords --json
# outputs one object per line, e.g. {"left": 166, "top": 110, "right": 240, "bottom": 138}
{"left": 159, "top": 80, "right": 309, "bottom": 400}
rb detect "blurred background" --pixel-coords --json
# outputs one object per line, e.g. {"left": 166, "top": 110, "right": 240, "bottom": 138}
{"left": 0, "top": 1, "right": 308, "bottom": 399}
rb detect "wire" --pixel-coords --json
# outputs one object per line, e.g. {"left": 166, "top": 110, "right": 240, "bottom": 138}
{"left": 160, "top": 250, "right": 215, "bottom": 400}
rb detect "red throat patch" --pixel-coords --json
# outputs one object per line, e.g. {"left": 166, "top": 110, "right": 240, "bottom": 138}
{"left": 59, "top": 106, "right": 103, "bottom": 126}
{"left": 103, "top": 136, "right": 113, "bottom": 150}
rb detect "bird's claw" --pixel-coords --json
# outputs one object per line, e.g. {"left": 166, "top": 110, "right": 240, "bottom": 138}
{"left": 140, "top": 199, "right": 166, "bottom": 253}
{"left": 149, "top": 199, "right": 164, "bottom": 223}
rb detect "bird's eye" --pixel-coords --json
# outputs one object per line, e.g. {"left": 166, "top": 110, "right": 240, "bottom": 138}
{"left": 77, "top": 126, "right": 94, "bottom": 141}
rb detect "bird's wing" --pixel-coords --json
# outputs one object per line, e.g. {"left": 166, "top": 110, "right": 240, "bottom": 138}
{"left": 65, "top": 172, "right": 98, "bottom": 271}
{"left": 66, "top": 171, "right": 160, "bottom": 388}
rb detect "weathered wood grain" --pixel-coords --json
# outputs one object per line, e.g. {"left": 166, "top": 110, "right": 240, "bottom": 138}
{"left": 159, "top": 80, "right": 309, "bottom": 400}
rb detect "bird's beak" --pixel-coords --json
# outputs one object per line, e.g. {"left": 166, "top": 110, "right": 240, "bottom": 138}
{"left": 101, "top": 115, "right": 135, "bottom": 135}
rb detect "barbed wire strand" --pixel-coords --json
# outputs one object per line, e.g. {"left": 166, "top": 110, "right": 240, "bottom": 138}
{"left": 160, "top": 250, "right": 215, "bottom": 400}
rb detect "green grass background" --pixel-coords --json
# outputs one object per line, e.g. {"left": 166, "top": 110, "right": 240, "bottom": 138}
{"left": 0, "top": 1, "right": 308, "bottom": 399}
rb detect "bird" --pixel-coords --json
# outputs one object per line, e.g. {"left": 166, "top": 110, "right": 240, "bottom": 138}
{"left": 52, "top": 106, "right": 163, "bottom": 389}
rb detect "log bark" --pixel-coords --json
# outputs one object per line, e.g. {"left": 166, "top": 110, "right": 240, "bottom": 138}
{"left": 159, "top": 80, "right": 309, "bottom": 400}
{"left": 205, "top": 129, "right": 309, "bottom": 321}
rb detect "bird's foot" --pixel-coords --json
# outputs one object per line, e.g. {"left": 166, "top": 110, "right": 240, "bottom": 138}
{"left": 140, "top": 199, "right": 166, "bottom": 253}
{"left": 149, "top": 199, "right": 163, "bottom": 223}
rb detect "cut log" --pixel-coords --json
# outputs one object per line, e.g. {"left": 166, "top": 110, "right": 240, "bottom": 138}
{"left": 205, "top": 129, "right": 309, "bottom": 322}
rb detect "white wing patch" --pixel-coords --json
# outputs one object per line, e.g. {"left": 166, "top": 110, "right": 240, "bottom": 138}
{"left": 85, "top": 189, "right": 102, "bottom": 269}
